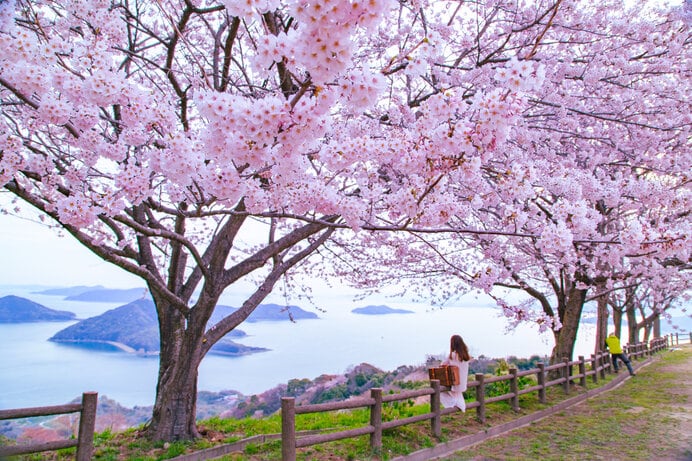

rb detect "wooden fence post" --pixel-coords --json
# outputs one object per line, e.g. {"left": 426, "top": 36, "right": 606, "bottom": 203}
{"left": 590, "top": 354, "right": 598, "bottom": 383}
{"left": 537, "top": 363, "right": 546, "bottom": 404}
{"left": 578, "top": 356, "right": 586, "bottom": 388}
{"left": 600, "top": 352, "right": 608, "bottom": 379}
{"left": 430, "top": 380, "right": 441, "bottom": 438}
{"left": 370, "top": 388, "right": 383, "bottom": 451}
{"left": 562, "top": 358, "right": 570, "bottom": 394}
{"left": 509, "top": 368, "right": 519, "bottom": 411}
{"left": 475, "top": 373, "right": 486, "bottom": 423}
{"left": 76, "top": 392, "right": 98, "bottom": 461}
{"left": 281, "top": 398, "right": 296, "bottom": 461}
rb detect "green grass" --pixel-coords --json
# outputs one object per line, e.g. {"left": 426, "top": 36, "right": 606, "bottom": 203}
{"left": 5, "top": 346, "right": 689, "bottom": 460}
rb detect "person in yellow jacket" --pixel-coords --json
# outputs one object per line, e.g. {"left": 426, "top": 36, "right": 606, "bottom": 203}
{"left": 605, "top": 332, "right": 635, "bottom": 376}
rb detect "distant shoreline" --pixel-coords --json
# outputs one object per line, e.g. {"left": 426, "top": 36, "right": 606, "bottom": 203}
{"left": 51, "top": 339, "right": 159, "bottom": 356}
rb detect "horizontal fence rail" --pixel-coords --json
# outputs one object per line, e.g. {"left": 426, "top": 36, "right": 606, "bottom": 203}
{"left": 0, "top": 392, "right": 97, "bottom": 461}
{"left": 666, "top": 332, "right": 691, "bottom": 346}
{"left": 281, "top": 336, "right": 670, "bottom": 461}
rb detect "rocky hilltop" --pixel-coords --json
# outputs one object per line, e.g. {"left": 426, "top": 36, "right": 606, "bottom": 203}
{"left": 215, "top": 362, "right": 429, "bottom": 420}
{"left": 0, "top": 295, "right": 75, "bottom": 323}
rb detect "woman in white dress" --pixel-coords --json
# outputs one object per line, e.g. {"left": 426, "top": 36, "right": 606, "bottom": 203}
{"left": 439, "top": 334, "right": 471, "bottom": 412}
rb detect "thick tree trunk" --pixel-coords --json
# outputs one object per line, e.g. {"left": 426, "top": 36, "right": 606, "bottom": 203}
{"left": 626, "top": 303, "right": 638, "bottom": 344}
{"left": 642, "top": 324, "right": 651, "bottom": 342}
{"left": 595, "top": 293, "right": 609, "bottom": 355}
{"left": 144, "top": 296, "right": 206, "bottom": 441}
{"left": 147, "top": 355, "right": 201, "bottom": 441}
{"left": 550, "top": 286, "right": 586, "bottom": 365}
{"left": 612, "top": 308, "right": 623, "bottom": 338}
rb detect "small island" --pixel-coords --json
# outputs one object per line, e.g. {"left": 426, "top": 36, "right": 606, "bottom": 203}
{"left": 50, "top": 299, "right": 160, "bottom": 353}
{"left": 245, "top": 303, "right": 320, "bottom": 322}
{"left": 351, "top": 305, "right": 414, "bottom": 315}
{"left": 33, "top": 286, "right": 106, "bottom": 297}
{"left": 0, "top": 295, "right": 76, "bottom": 323}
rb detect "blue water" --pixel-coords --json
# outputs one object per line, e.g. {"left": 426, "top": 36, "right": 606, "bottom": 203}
{"left": 1, "top": 286, "right": 599, "bottom": 410}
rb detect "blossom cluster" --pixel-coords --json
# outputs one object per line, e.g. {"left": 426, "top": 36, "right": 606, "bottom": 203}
{"left": 0, "top": 133, "right": 23, "bottom": 185}
{"left": 495, "top": 57, "right": 546, "bottom": 92}
{"left": 265, "top": 0, "right": 391, "bottom": 83}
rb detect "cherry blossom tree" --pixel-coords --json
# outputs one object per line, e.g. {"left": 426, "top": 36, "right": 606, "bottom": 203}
{"left": 320, "top": 0, "right": 691, "bottom": 364}
{"left": 606, "top": 276, "right": 690, "bottom": 346}
{"left": 0, "top": 0, "right": 550, "bottom": 441}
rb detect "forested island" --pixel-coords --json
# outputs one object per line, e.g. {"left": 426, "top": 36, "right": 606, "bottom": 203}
{"left": 0, "top": 295, "right": 75, "bottom": 322}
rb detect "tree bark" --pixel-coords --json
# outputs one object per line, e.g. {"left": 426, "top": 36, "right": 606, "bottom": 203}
{"left": 148, "top": 357, "right": 201, "bottom": 441}
{"left": 550, "top": 286, "right": 586, "bottom": 365}
{"left": 612, "top": 308, "right": 623, "bottom": 338}
{"left": 626, "top": 301, "right": 638, "bottom": 344}
{"left": 145, "top": 295, "right": 206, "bottom": 441}
{"left": 595, "top": 291, "right": 609, "bottom": 354}
{"left": 653, "top": 314, "right": 661, "bottom": 339}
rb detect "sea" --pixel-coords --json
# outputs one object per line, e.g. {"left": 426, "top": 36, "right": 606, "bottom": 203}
{"left": 0, "top": 285, "right": 601, "bottom": 410}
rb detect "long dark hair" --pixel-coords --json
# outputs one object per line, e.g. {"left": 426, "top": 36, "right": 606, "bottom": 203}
{"left": 449, "top": 334, "right": 471, "bottom": 361}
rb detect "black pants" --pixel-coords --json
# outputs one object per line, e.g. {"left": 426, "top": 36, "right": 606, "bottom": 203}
{"left": 611, "top": 353, "right": 634, "bottom": 375}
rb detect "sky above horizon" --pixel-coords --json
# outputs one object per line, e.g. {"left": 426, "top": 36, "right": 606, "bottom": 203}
{"left": 0, "top": 196, "right": 449, "bottom": 305}
{"left": 0, "top": 200, "right": 143, "bottom": 288}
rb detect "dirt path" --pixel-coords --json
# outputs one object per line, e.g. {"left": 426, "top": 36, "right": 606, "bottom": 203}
{"left": 655, "top": 345, "right": 692, "bottom": 460}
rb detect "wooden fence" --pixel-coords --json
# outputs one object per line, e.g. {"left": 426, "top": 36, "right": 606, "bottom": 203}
{"left": 281, "top": 337, "right": 668, "bottom": 461}
{"left": 0, "top": 392, "right": 98, "bottom": 461}
{"left": 666, "top": 332, "right": 691, "bottom": 346}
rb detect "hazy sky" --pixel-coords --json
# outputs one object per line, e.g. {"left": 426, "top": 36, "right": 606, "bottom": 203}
{"left": 0, "top": 195, "right": 494, "bottom": 309}
{"left": 0, "top": 200, "right": 142, "bottom": 288}
{"left": 0, "top": 196, "right": 396, "bottom": 304}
